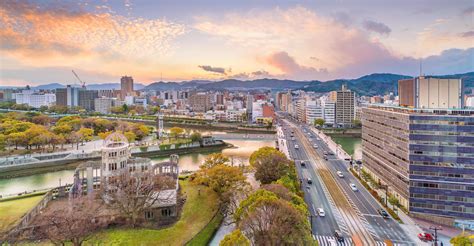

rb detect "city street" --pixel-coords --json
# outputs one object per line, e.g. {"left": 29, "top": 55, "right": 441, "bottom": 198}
{"left": 278, "top": 115, "right": 416, "bottom": 246}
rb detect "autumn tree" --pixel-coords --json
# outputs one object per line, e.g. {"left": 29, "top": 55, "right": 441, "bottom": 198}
{"left": 200, "top": 153, "right": 230, "bottom": 169}
{"left": 32, "top": 198, "right": 105, "bottom": 246}
{"left": 169, "top": 127, "right": 184, "bottom": 140}
{"left": 249, "top": 147, "right": 291, "bottom": 184}
{"left": 104, "top": 170, "right": 175, "bottom": 227}
{"left": 220, "top": 229, "right": 250, "bottom": 246}
{"left": 77, "top": 127, "right": 94, "bottom": 145}
{"left": 31, "top": 114, "right": 52, "bottom": 126}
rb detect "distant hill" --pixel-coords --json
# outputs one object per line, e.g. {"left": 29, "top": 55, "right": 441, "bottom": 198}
{"left": 303, "top": 73, "right": 411, "bottom": 96}
{"left": 13, "top": 71, "right": 474, "bottom": 96}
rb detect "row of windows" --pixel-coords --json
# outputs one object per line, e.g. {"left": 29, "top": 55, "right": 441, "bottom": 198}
{"left": 411, "top": 181, "right": 474, "bottom": 191}
{"left": 411, "top": 140, "right": 474, "bottom": 147}
{"left": 410, "top": 171, "right": 474, "bottom": 179}
{"left": 411, "top": 193, "right": 474, "bottom": 203}
{"left": 411, "top": 161, "right": 474, "bottom": 169}
{"left": 411, "top": 202, "right": 474, "bottom": 214}
{"left": 410, "top": 130, "right": 474, "bottom": 136}
{"left": 412, "top": 120, "right": 474, "bottom": 126}
{"left": 411, "top": 150, "right": 474, "bottom": 158}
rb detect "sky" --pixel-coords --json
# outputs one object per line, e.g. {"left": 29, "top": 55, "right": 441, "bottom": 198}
{"left": 0, "top": 0, "right": 473, "bottom": 86}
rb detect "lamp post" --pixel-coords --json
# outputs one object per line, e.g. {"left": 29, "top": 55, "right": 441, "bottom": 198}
{"left": 429, "top": 226, "right": 442, "bottom": 246}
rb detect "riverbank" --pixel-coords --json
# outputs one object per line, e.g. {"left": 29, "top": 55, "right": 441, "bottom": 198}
{"left": 321, "top": 127, "right": 361, "bottom": 137}
{"left": 0, "top": 142, "right": 231, "bottom": 179}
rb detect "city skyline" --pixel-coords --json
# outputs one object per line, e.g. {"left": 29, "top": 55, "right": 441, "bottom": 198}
{"left": 1, "top": 0, "right": 473, "bottom": 86}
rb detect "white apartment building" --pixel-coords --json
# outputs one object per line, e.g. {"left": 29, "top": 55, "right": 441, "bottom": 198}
{"left": 322, "top": 100, "right": 335, "bottom": 126}
{"left": 305, "top": 100, "right": 323, "bottom": 125}
{"left": 226, "top": 109, "right": 246, "bottom": 122}
{"left": 94, "top": 97, "right": 123, "bottom": 114}
{"left": 15, "top": 90, "right": 56, "bottom": 108}
{"left": 251, "top": 100, "right": 264, "bottom": 122}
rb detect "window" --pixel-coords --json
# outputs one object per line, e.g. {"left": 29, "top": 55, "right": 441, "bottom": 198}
{"left": 162, "top": 208, "right": 171, "bottom": 217}
{"left": 145, "top": 211, "right": 154, "bottom": 220}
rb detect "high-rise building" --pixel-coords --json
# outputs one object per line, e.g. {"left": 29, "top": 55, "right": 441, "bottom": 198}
{"left": 362, "top": 77, "right": 474, "bottom": 225}
{"left": 55, "top": 85, "right": 80, "bottom": 107}
{"left": 328, "top": 91, "right": 337, "bottom": 102}
{"left": 295, "top": 98, "right": 306, "bottom": 123}
{"left": 216, "top": 93, "right": 225, "bottom": 105}
{"left": 79, "top": 90, "right": 98, "bottom": 111}
{"left": 189, "top": 92, "right": 211, "bottom": 112}
{"left": 399, "top": 77, "right": 464, "bottom": 109}
{"left": 121, "top": 76, "right": 134, "bottom": 99}
{"left": 335, "top": 85, "right": 355, "bottom": 127}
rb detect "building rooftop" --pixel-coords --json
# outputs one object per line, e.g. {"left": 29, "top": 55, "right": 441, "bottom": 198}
{"left": 368, "top": 103, "right": 474, "bottom": 115}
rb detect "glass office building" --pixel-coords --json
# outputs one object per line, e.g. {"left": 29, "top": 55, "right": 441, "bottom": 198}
{"left": 362, "top": 105, "right": 474, "bottom": 224}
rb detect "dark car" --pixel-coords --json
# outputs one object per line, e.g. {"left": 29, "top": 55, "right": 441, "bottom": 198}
{"left": 307, "top": 178, "right": 312, "bottom": 184}
{"left": 378, "top": 209, "right": 389, "bottom": 219}
{"left": 300, "top": 161, "right": 306, "bottom": 167}
{"left": 334, "top": 230, "right": 344, "bottom": 242}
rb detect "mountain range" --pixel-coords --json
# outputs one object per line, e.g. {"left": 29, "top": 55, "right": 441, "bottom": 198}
{"left": 2, "top": 72, "right": 472, "bottom": 96}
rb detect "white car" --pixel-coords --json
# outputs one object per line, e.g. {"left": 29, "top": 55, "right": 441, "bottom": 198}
{"left": 317, "top": 208, "right": 325, "bottom": 217}
{"left": 313, "top": 144, "right": 318, "bottom": 148}
{"left": 294, "top": 144, "right": 299, "bottom": 149}
{"left": 350, "top": 183, "right": 358, "bottom": 191}
{"left": 337, "top": 171, "right": 344, "bottom": 178}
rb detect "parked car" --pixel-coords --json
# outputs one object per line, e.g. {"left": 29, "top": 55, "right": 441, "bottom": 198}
{"left": 378, "top": 209, "right": 389, "bottom": 219}
{"left": 300, "top": 161, "right": 306, "bottom": 167}
{"left": 350, "top": 183, "right": 358, "bottom": 191}
{"left": 334, "top": 230, "right": 344, "bottom": 242}
{"left": 307, "top": 178, "right": 312, "bottom": 184}
{"left": 336, "top": 171, "right": 344, "bottom": 178}
{"left": 418, "top": 233, "right": 434, "bottom": 242}
{"left": 313, "top": 144, "right": 318, "bottom": 148}
{"left": 317, "top": 208, "right": 325, "bottom": 217}
{"left": 295, "top": 144, "right": 299, "bottom": 149}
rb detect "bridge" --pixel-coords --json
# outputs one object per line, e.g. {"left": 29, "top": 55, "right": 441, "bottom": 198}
{"left": 212, "top": 133, "right": 276, "bottom": 141}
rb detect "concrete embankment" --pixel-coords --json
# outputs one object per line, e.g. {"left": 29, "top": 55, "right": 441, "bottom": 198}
{"left": 0, "top": 143, "right": 231, "bottom": 179}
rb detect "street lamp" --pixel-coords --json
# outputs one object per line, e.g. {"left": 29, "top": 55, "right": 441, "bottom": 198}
{"left": 429, "top": 226, "right": 442, "bottom": 246}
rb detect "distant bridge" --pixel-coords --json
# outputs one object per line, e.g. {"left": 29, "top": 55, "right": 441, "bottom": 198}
{"left": 212, "top": 133, "right": 276, "bottom": 141}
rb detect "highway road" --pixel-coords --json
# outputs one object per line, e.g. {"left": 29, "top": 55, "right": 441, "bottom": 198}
{"left": 278, "top": 115, "right": 415, "bottom": 246}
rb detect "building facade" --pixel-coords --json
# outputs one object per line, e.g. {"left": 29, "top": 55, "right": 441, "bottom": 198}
{"left": 189, "top": 92, "right": 211, "bottom": 112}
{"left": 79, "top": 90, "right": 98, "bottom": 111}
{"left": 362, "top": 105, "right": 474, "bottom": 224}
{"left": 120, "top": 76, "right": 134, "bottom": 99}
{"left": 15, "top": 90, "right": 56, "bottom": 108}
{"left": 335, "top": 85, "right": 355, "bottom": 127}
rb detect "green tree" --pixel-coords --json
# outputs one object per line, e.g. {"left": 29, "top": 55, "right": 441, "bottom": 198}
{"left": 249, "top": 147, "right": 291, "bottom": 184}
{"left": 190, "top": 132, "right": 202, "bottom": 142}
{"left": 353, "top": 119, "right": 362, "bottom": 127}
{"left": 220, "top": 229, "right": 250, "bottom": 246}
{"left": 122, "top": 104, "right": 129, "bottom": 113}
{"left": 7, "top": 132, "right": 27, "bottom": 149}
{"left": 194, "top": 164, "right": 247, "bottom": 200}
{"left": 451, "top": 234, "right": 472, "bottom": 246}
{"left": 388, "top": 195, "right": 400, "bottom": 207}
{"left": 314, "top": 118, "right": 325, "bottom": 127}
{"left": 201, "top": 153, "right": 230, "bottom": 169}
{"left": 124, "top": 131, "right": 137, "bottom": 142}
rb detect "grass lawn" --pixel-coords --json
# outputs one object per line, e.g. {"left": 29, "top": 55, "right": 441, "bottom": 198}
{"left": 92, "top": 179, "right": 220, "bottom": 245}
{"left": 0, "top": 194, "right": 44, "bottom": 234}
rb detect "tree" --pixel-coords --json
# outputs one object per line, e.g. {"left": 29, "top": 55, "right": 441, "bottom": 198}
{"left": 353, "top": 119, "right": 362, "bottom": 127}
{"left": 249, "top": 147, "right": 291, "bottom": 184}
{"left": 451, "top": 234, "right": 472, "bottom": 246}
{"left": 124, "top": 131, "right": 137, "bottom": 142}
{"left": 388, "top": 195, "right": 400, "bottom": 207}
{"left": 195, "top": 164, "right": 247, "bottom": 199}
{"left": 56, "top": 116, "right": 82, "bottom": 130}
{"left": 220, "top": 229, "right": 250, "bottom": 246}
{"left": 31, "top": 114, "right": 52, "bottom": 126}
{"left": 314, "top": 118, "right": 325, "bottom": 127}
{"left": 104, "top": 170, "right": 175, "bottom": 227}
{"left": 32, "top": 198, "right": 105, "bottom": 246}
{"left": 237, "top": 197, "right": 311, "bottom": 245}
{"left": 7, "top": 132, "right": 27, "bottom": 149}
{"left": 190, "top": 132, "right": 202, "bottom": 142}
{"left": 77, "top": 127, "right": 94, "bottom": 145}
{"left": 169, "top": 127, "right": 184, "bottom": 140}
{"left": 98, "top": 131, "right": 113, "bottom": 139}
{"left": 201, "top": 153, "right": 230, "bottom": 169}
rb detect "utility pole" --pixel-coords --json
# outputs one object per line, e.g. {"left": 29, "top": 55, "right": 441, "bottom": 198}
{"left": 429, "top": 226, "right": 442, "bottom": 246}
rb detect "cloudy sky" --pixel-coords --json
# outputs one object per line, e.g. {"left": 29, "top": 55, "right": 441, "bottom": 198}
{"left": 0, "top": 0, "right": 473, "bottom": 86}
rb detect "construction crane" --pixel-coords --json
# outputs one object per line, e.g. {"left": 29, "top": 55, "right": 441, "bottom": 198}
{"left": 72, "top": 70, "right": 86, "bottom": 88}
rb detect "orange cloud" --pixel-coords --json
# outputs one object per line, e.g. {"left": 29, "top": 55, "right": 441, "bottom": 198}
{"left": 0, "top": 1, "right": 185, "bottom": 73}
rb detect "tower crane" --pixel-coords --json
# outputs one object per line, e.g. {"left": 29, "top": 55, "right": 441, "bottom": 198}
{"left": 72, "top": 70, "right": 86, "bottom": 88}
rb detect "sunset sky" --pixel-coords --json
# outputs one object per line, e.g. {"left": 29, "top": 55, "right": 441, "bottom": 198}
{"left": 1, "top": 0, "right": 473, "bottom": 86}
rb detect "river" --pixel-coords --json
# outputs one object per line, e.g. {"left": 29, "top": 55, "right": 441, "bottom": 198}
{"left": 329, "top": 135, "right": 362, "bottom": 160}
{"left": 0, "top": 138, "right": 275, "bottom": 197}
